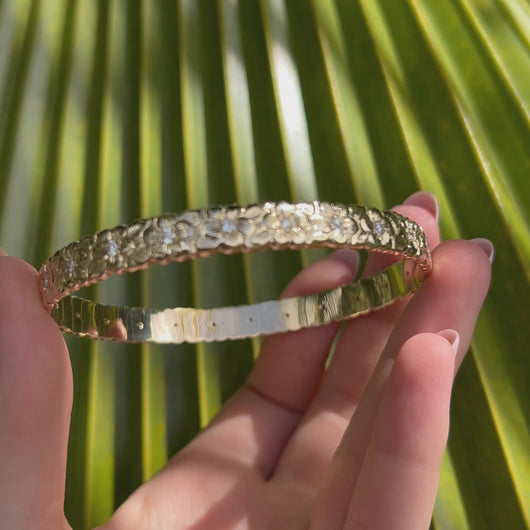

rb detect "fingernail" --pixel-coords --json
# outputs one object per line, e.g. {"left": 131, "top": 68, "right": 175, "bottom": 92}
{"left": 403, "top": 191, "right": 439, "bottom": 222}
{"left": 437, "top": 329, "right": 460, "bottom": 356}
{"left": 470, "top": 238, "right": 494, "bottom": 264}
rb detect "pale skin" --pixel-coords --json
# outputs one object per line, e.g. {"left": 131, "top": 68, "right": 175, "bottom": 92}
{"left": 0, "top": 192, "right": 493, "bottom": 530}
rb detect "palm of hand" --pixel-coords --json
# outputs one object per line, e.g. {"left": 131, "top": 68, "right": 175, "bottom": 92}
{"left": 0, "top": 194, "right": 492, "bottom": 530}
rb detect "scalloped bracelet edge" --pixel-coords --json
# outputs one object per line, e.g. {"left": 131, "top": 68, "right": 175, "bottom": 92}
{"left": 39, "top": 201, "right": 432, "bottom": 344}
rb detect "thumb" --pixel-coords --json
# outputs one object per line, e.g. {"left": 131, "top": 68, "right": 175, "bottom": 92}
{"left": 0, "top": 250, "right": 72, "bottom": 529}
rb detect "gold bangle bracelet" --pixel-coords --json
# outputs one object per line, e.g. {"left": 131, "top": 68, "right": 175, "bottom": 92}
{"left": 39, "top": 201, "right": 431, "bottom": 344}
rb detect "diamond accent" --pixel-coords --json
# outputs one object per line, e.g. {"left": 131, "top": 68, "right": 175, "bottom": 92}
{"left": 374, "top": 219, "right": 385, "bottom": 237}
{"left": 65, "top": 258, "right": 76, "bottom": 276}
{"left": 42, "top": 270, "right": 49, "bottom": 289}
{"left": 330, "top": 215, "right": 342, "bottom": 230}
{"left": 106, "top": 240, "right": 119, "bottom": 257}
{"left": 222, "top": 219, "right": 236, "bottom": 234}
{"left": 161, "top": 228, "right": 176, "bottom": 244}
{"left": 281, "top": 217, "right": 293, "bottom": 229}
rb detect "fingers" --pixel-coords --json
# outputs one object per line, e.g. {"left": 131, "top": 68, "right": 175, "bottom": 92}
{"left": 342, "top": 332, "right": 456, "bottom": 530}
{"left": 270, "top": 194, "right": 440, "bottom": 489}
{"left": 312, "top": 238, "right": 492, "bottom": 527}
{"left": 0, "top": 252, "right": 72, "bottom": 529}
{"left": 173, "top": 250, "right": 359, "bottom": 480}
{"left": 248, "top": 191, "right": 438, "bottom": 419}
{"left": 321, "top": 193, "right": 441, "bottom": 423}
{"left": 249, "top": 249, "right": 360, "bottom": 412}
{"left": 380, "top": 238, "right": 493, "bottom": 370}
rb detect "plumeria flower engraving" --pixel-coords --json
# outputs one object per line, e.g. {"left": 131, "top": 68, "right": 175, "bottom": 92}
{"left": 266, "top": 202, "right": 311, "bottom": 245}
{"left": 59, "top": 245, "right": 79, "bottom": 288}
{"left": 94, "top": 230, "right": 126, "bottom": 271}
{"left": 203, "top": 208, "right": 245, "bottom": 248}
{"left": 171, "top": 210, "right": 201, "bottom": 252}
{"left": 365, "top": 209, "right": 392, "bottom": 246}
{"left": 405, "top": 219, "right": 422, "bottom": 256}
{"left": 56, "top": 246, "right": 79, "bottom": 292}
{"left": 312, "top": 203, "right": 357, "bottom": 244}
{"left": 144, "top": 216, "right": 183, "bottom": 258}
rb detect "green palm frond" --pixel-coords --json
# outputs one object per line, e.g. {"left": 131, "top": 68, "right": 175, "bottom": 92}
{"left": 0, "top": 1, "right": 529, "bottom": 528}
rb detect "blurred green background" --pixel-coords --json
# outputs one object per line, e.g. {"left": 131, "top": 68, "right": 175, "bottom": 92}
{"left": 0, "top": 0, "right": 529, "bottom": 528}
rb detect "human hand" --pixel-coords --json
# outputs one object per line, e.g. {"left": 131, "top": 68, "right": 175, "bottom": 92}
{"left": 0, "top": 192, "right": 492, "bottom": 529}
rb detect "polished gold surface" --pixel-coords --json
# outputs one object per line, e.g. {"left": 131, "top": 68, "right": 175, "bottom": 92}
{"left": 40, "top": 201, "right": 431, "bottom": 343}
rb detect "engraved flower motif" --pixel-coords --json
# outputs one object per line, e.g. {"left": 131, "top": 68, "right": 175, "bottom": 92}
{"left": 203, "top": 208, "right": 245, "bottom": 248}
{"left": 238, "top": 205, "right": 268, "bottom": 247}
{"left": 59, "top": 237, "right": 94, "bottom": 284}
{"left": 144, "top": 215, "right": 184, "bottom": 258}
{"left": 174, "top": 210, "right": 202, "bottom": 253}
{"left": 245, "top": 204, "right": 274, "bottom": 246}
{"left": 405, "top": 219, "right": 422, "bottom": 255}
{"left": 355, "top": 208, "right": 391, "bottom": 246}
{"left": 369, "top": 210, "right": 392, "bottom": 246}
{"left": 60, "top": 245, "right": 78, "bottom": 285}
{"left": 266, "top": 202, "right": 311, "bottom": 245}
{"left": 312, "top": 203, "right": 357, "bottom": 244}
{"left": 94, "top": 229, "right": 126, "bottom": 270}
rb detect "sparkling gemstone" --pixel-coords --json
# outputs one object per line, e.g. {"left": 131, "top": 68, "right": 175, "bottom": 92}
{"left": 330, "top": 215, "right": 342, "bottom": 230}
{"left": 280, "top": 217, "right": 293, "bottom": 229}
{"left": 373, "top": 220, "right": 385, "bottom": 237}
{"left": 161, "top": 227, "right": 176, "bottom": 244}
{"left": 65, "top": 258, "right": 76, "bottom": 276}
{"left": 222, "top": 218, "right": 236, "bottom": 234}
{"left": 106, "top": 240, "right": 119, "bottom": 257}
